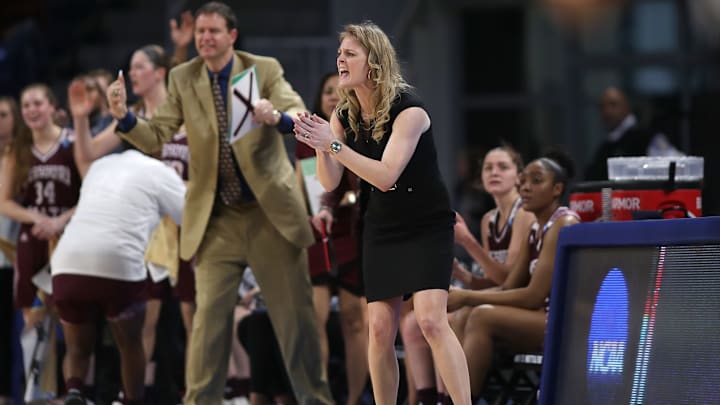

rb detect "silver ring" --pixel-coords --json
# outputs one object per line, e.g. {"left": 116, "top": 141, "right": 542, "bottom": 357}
{"left": 304, "top": 132, "right": 311, "bottom": 139}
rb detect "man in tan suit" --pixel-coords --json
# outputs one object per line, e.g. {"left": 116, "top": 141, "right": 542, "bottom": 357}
{"left": 106, "top": 2, "right": 333, "bottom": 404}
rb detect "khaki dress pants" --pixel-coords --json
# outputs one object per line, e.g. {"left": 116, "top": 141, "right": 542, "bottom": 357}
{"left": 184, "top": 203, "right": 333, "bottom": 405}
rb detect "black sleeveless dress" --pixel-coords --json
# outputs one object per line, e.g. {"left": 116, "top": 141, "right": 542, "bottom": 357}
{"left": 340, "top": 91, "right": 455, "bottom": 302}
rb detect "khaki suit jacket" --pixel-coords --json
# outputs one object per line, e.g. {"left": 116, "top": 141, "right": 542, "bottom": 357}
{"left": 121, "top": 51, "right": 314, "bottom": 260}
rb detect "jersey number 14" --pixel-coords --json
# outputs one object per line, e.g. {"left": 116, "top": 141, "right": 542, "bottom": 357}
{"left": 34, "top": 181, "right": 56, "bottom": 206}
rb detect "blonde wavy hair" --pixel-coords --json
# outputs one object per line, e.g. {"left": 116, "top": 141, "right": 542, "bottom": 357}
{"left": 336, "top": 22, "right": 411, "bottom": 143}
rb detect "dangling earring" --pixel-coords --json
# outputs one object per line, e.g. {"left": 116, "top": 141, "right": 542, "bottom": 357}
{"left": 367, "top": 70, "right": 372, "bottom": 80}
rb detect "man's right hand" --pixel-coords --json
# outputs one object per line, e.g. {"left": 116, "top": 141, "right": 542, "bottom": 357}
{"left": 107, "top": 70, "right": 128, "bottom": 119}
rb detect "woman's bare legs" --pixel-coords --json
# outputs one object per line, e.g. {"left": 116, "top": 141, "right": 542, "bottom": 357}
{"left": 312, "top": 285, "right": 332, "bottom": 371}
{"left": 461, "top": 305, "right": 545, "bottom": 396}
{"left": 141, "top": 298, "right": 161, "bottom": 385}
{"left": 449, "top": 306, "right": 472, "bottom": 343}
{"left": 228, "top": 305, "right": 251, "bottom": 383}
{"left": 412, "top": 289, "right": 471, "bottom": 405}
{"left": 367, "top": 297, "right": 403, "bottom": 405}
{"left": 108, "top": 308, "right": 146, "bottom": 401}
{"left": 337, "top": 288, "right": 368, "bottom": 405}
{"left": 250, "top": 392, "right": 269, "bottom": 405}
{"left": 398, "top": 301, "right": 417, "bottom": 405}
{"left": 61, "top": 321, "right": 97, "bottom": 387}
{"left": 399, "top": 309, "right": 436, "bottom": 403}
{"left": 434, "top": 308, "right": 471, "bottom": 403}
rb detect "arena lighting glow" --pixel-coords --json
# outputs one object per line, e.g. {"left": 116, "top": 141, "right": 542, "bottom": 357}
{"left": 629, "top": 246, "right": 665, "bottom": 405}
{"left": 586, "top": 268, "right": 628, "bottom": 404}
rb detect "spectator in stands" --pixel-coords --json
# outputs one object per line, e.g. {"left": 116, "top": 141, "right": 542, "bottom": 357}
{"left": 585, "top": 86, "right": 682, "bottom": 181}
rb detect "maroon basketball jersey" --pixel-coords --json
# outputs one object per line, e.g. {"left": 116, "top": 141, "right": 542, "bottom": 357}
{"left": 527, "top": 206, "right": 579, "bottom": 275}
{"left": 160, "top": 132, "right": 189, "bottom": 181}
{"left": 487, "top": 197, "right": 522, "bottom": 264}
{"left": 21, "top": 128, "right": 81, "bottom": 217}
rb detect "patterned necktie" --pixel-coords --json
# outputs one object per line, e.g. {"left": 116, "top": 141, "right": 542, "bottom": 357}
{"left": 212, "top": 72, "right": 244, "bottom": 205}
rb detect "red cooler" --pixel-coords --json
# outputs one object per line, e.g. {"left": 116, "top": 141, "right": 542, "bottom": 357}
{"left": 569, "top": 181, "right": 613, "bottom": 222}
{"left": 609, "top": 180, "right": 701, "bottom": 221}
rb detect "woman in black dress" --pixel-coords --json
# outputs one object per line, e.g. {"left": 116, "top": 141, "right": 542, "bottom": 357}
{"left": 293, "top": 22, "right": 471, "bottom": 405}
